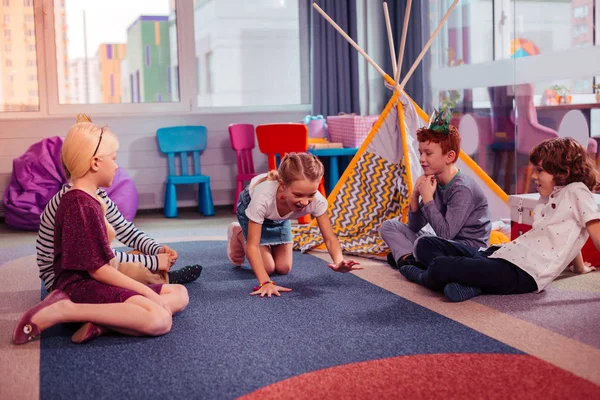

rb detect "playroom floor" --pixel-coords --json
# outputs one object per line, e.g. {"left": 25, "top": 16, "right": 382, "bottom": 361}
{"left": 1, "top": 207, "right": 599, "bottom": 399}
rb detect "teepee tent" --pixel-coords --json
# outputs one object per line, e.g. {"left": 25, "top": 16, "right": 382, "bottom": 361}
{"left": 294, "top": 1, "right": 509, "bottom": 258}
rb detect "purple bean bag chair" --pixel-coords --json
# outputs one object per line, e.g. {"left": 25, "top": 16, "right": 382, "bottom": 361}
{"left": 3, "top": 136, "right": 138, "bottom": 230}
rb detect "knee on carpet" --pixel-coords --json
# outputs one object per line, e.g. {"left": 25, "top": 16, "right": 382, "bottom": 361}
{"left": 263, "top": 262, "right": 276, "bottom": 274}
{"left": 275, "top": 263, "right": 292, "bottom": 275}
{"left": 171, "top": 284, "right": 189, "bottom": 311}
{"left": 145, "top": 308, "right": 173, "bottom": 336}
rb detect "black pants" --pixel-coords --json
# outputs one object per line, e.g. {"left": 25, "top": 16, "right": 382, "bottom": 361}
{"left": 413, "top": 236, "right": 538, "bottom": 294}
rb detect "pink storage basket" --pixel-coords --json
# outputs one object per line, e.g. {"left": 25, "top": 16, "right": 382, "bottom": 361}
{"left": 326, "top": 114, "right": 379, "bottom": 148}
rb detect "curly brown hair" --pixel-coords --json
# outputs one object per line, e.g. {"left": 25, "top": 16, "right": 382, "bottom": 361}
{"left": 416, "top": 125, "right": 461, "bottom": 163}
{"left": 530, "top": 137, "right": 600, "bottom": 191}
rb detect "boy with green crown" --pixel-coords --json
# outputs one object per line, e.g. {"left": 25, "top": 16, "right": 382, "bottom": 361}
{"left": 379, "top": 108, "right": 491, "bottom": 269}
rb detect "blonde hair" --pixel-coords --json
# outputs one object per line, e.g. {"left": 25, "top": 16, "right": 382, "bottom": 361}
{"left": 61, "top": 122, "right": 119, "bottom": 180}
{"left": 63, "top": 115, "right": 118, "bottom": 248}
{"left": 252, "top": 152, "right": 324, "bottom": 188}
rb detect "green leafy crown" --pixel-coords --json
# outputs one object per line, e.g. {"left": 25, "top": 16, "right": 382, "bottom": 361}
{"left": 427, "top": 107, "right": 451, "bottom": 134}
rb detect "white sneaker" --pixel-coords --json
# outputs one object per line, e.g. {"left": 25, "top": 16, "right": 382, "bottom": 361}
{"left": 227, "top": 222, "right": 245, "bottom": 266}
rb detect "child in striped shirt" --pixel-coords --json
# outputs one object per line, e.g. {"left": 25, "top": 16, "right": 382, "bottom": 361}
{"left": 37, "top": 184, "right": 202, "bottom": 292}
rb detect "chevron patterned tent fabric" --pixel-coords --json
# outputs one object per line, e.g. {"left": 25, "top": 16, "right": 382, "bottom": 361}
{"left": 293, "top": 84, "right": 428, "bottom": 258}
{"left": 297, "top": 1, "right": 510, "bottom": 259}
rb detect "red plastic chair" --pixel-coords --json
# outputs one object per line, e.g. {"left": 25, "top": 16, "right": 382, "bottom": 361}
{"left": 255, "top": 123, "right": 325, "bottom": 224}
{"left": 256, "top": 123, "right": 309, "bottom": 169}
{"left": 229, "top": 123, "right": 258, "bottom": 213}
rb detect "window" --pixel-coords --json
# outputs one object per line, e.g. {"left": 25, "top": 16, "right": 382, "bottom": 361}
{"left": 573, "top": 24, "right": 589, "bottom": 37}
{"left": 194, "top": 0, "right": 304, "bottom": 107}
{"left": 2, "top": 0, "right": 308, "bottom": 116}
{"left": 509, "top": 0, "right": 596, "bottom": 56}
{"left": 573, "top": 5, "right": 589, "bottom": 18}
{"left": 57, "top": 0, "right": 178, "bottom": 105}
{"left": 430, "top": 0, "right": 494, "bottom": 68}
{"left": 204, "top": 51, "right": 213, "bottom": 95}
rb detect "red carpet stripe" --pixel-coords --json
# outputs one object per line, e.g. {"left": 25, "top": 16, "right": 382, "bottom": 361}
{"left": 240, "top": 353, "right": 600, "bottom": 399}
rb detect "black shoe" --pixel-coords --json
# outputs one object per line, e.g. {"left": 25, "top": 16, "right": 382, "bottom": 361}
{"left": 168, "top": 265, "right": 203, "bottom": 285}
{"left": 386, "top": 253, "right": 397, "bottom": 268}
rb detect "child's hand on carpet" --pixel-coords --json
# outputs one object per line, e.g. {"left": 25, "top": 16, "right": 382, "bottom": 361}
{"left": 250, "top": 282, "right": 292, "bottom": 298}
{"left": 328, "top": 260, "right": 362, "bottom": 273}
{"left": 158, "top": 254, "right": 175, "bottom": 272}
{"left": 159, "top": 245, "right": 178, "bottom": 261}
{"left": 570, "top": 261, "right": 596, "bottom": 274}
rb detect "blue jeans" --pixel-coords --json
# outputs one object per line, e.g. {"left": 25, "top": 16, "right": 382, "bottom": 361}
{"left": 236, "top": 188, "right": 292, "bottom": 246}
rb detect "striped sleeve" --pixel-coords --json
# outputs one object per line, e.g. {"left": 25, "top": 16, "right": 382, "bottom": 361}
{"left": 115, "top": 251, "right": 160, "bottom": 271}
{"left": 99, "top": 190, "right": 161, "bottom": 272}
{"left": 36, "top": 185, "right": 71, "bottom": 291}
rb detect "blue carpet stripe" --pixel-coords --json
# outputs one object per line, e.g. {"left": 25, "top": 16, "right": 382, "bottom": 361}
{"left": 40, "top": 241, "right": 522, "bottom": 400}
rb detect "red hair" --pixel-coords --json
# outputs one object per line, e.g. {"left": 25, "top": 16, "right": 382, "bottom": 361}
{"left": 416, "top": 125, "right": 461, "bottom": 162}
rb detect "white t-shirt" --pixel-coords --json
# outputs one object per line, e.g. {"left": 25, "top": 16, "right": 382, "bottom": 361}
{"left": 244, "top": 173, "right": 328, "bottom": 224}
{"left": 489, "top": 182, "right": 600, "bottom": 292}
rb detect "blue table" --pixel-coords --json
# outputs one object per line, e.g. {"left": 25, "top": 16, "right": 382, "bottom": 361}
{"left": 308, "top": 147, "right": 359, "bottom": 193}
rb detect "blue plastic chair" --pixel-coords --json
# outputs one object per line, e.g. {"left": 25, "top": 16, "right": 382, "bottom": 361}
{"left": 156, "top": 126, "right": 215, "bottom": 218}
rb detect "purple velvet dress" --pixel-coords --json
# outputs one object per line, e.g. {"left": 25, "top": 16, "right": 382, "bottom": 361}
{"left": 52, "top": 189, "right": 162, "bottom": 303}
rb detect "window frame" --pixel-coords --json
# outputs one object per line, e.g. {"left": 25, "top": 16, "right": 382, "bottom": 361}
{"left": 0, "top": 0, "right": 312, "bottom": 120}
{"left": 44, "top": 0, "right": 196, "bottom": 116}
{"left": 430, "top": 0, "right": 600, "bottom": 104}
